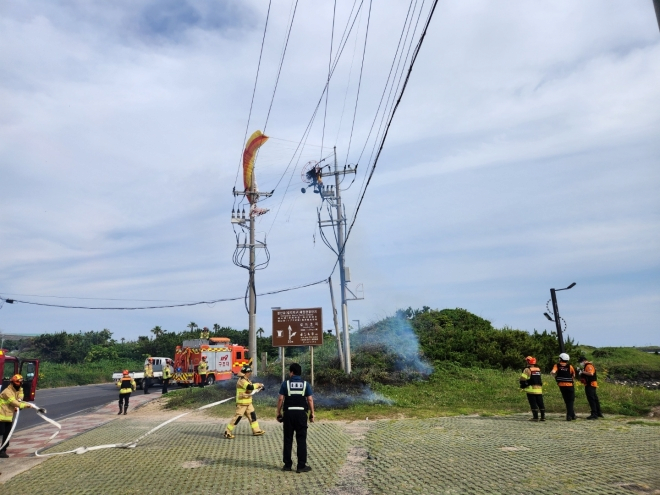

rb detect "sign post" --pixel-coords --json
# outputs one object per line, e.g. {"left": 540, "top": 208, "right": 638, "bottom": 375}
{"left": 272, "top": 307, "right": 323, "bottom": 385}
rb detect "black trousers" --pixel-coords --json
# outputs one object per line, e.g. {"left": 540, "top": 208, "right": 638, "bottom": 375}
{"left": 283, "top": 410, "right": 308, "bottom": 469}
{"left": 1, "top": 420, "right": 13, "bottom": 453}
{"left": 198, "top": 374, "right": 207, "bottom": 388}
{"left": 559, "top": 386, "right": 576, "bottom": 418}
{"left": 162, "top": 378, "right": 170, "bottom": 394}
{"left": 526, "top": 393, "right": 545, "bottom": 411}
{"left": 144, "top": 378, "right": 151, "bottom": 394}
{"left": 585, "top": 386, "right": 602, "bottom": 415}
{"left": 119, "top": 393, "right": 131, "bottom": 411}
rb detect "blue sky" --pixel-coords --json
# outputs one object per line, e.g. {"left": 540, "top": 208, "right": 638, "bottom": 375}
{"left": 1, "top": 1, "right": 658, "bottom": 346}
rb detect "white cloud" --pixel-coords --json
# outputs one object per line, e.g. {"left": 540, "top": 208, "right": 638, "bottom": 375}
{"left": 0, "top": 1, "right": 658, "bottom": 347}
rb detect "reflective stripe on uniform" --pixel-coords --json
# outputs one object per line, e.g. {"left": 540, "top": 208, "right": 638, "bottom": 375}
{"left": 287, "top": 407, "right": 305, "bottom": 410}
{"left": 286, "top": 380, "right": 307, "bottom": 396}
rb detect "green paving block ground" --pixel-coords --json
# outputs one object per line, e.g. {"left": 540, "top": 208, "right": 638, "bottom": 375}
{"left": 364, "top": 416, "right": 660, "bottom": 495}
{"left": 4, "top": 420, "right": 349, "bottom": 495}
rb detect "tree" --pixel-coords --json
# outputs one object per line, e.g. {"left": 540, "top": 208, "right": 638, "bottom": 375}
{"left": 256, "top": 327, "right": 265, "bottom": 338}
{"left": 213, "top": 323, "right": 221, "bottom": 333}
{"left": 151, "top": 326, "right": 164, "bottom": 339}
{"left": 187, "top": 322, "right": 198, "bottom": 333}
{"left": 121, "top": 338, "right": 125, "bottom": 344}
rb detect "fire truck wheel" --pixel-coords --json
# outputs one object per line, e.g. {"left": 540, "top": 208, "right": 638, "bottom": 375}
{"left": 206, "top": 375, "right": 215, "bottom": 386}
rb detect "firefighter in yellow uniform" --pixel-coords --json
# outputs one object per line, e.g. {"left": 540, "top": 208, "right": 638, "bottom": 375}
{"left": 224, "top": 365, "right": 265, "bottom": 438}
{"left": 116, "top": 370, "right": 136, "bottom": 415}
{"left": 198, "top": 355, "right": 209, "bottom": 388}
{"left": 162, "top": 360, "right": 172, "bottom": 395}
{"left": 1, "top": 374, "right": 42, "bottom": 458}
{"left": 200, "top": 327, "right": 210, "bottom": 339}
{"left": 520, "top": 356, "right": 545, "bottom": 422}
{"left": 143, "top": 358, "right": 154, "bottom": 394}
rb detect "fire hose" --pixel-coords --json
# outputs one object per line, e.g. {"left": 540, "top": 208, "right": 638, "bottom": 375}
{"left": 3, "top": 389, "right": 261, "bottom": 457}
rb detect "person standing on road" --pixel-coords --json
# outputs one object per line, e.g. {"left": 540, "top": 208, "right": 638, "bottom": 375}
{"left": 1, "top": 374, "right": 43, "bottom": 458}
{"left": 223, "top": 365, "right": 265, "bottom": 438}
{"left": 276, "top": 362, "right": 315, "bottom": 473}
{"left": 198, "top": 355, "right": 209, "bottom": 388}
{"left": 578, "top": 356, "right": 603, "bottom": 420}
{"left": 520, "top": 356, "right": 545, "bottom": 422}
{"left": 162, "top": 359, "right": 172, "bottom": 395}
{"left": 143, "top": 358, "right": 154, "bottom": 395}
{"left": 200, "top": 326, "right": 210, "bottom": 339}
{"left": 116, "top": 370, "right": 136, "bottom": 415}
{"left": 551, "top": 353, "right": 577, "bottom": 421}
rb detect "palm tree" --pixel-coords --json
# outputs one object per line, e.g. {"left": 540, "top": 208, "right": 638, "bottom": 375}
{"left": 256, "top": 327, "right": 265, "bottom": 338}
{"left": 213, "top": 323, "right": 221, "bottom": 334}
{"left": 187, "top": 322, "right": 198, "bottom": 334}
{"left": 121, "top": 338, "right": 125, "bottom": 344}
{"left": 151, "top": 325, "right": 164, "bottom": 339}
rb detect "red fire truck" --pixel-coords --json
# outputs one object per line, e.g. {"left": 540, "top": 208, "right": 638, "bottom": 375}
{"left": 0, "top": 349, "right": 40, "bottom": 401}
{"left": 173, "top": 337, "right": 251, "bottom": 387}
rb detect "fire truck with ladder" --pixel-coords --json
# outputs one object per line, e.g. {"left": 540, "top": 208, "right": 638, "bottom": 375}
{"left": 0, "top": 349, "right": 40, "bottom": 401}
{"left": 173, "top": 337, "right": 251, "bottom": 387}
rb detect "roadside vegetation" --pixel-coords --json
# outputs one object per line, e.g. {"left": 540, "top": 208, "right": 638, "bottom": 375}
{"left": 165, "top": 307, "right": 660, "bottom": 419}
{"left": 5, "top": 307, "right": 659, "bottom": 414}
{"left": 38, "top": 359, "right": 145, "bottom": 388}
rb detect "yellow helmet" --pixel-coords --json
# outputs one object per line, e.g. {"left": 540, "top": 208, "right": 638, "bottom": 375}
{"left": 10, "top": 374, "right": 24, "bottom": 385}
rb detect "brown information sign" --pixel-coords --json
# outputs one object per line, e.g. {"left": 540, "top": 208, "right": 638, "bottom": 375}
{"left": 272, "top": 307, "right": 323, "bottom": 347}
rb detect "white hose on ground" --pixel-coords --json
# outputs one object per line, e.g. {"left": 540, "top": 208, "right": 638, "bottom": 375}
{"left": 1, "top": 405, "right": 60, "bottom": 453}
{"left": 33, "top": 392, "right": 245, "bottom": 457}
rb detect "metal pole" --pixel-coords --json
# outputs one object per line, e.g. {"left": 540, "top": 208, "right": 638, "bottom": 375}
{"left": 334, "top": 147, "right": 351, "bottom": 374}
{"left": 310, "top": 346, "right": 314, "bottom": 387}
{"left": 550, "top": 289, "right": 565, "bottom": 354}
{"left": 249, "top": 202, "right": 257, "bottom": 377}
{"left": 281, "top": 347, "right": 285, "bottom": 382}
{"left": 328, "top": 276, "right": 345, "bottom": 369}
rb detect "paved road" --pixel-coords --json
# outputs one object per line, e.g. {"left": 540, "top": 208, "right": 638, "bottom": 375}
{"left": 17, "top": 383, "right": 162, "bottom": 431}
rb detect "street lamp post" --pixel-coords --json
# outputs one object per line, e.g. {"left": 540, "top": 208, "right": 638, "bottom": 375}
{"left": 543, "top": 282, "right": 576, "bottom": 354}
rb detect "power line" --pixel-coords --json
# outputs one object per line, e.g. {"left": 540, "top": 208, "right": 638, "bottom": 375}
{"left": 347, "top": 0, "right": 439, "bottom": 245}
{"left": 325, "top": 0, "right": 439, "bottom": 281}
{"left": 263, "top": 0, "right": 300, "bottom": 133}
{"left": 321, "top": 0, "right": 338, "bottom": 159}
{"left": 0, "top": 279, "right": 327, "bottom": 311}
{"left": 233, "top": 0, "right": 273, "bottom": 205}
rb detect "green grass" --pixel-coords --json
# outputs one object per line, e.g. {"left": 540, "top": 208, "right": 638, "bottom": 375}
{"left": 163, "top": 363, "right": 660, "bottom": 421}
{"left": 38, "top": 359, "right": 145, "bottom": 388}
{"left": 575, "top": 346, "right": 660, "bottom": 380}
{"left": 577, "top": 345, "right": 660, "bottom": 368}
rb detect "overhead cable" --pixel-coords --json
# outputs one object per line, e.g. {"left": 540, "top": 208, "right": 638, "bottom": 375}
{"left": 234, "top": 0, "right": 273, "bottom": 205}
{"left": 0, "top": 279, "right": 327, "bottom": 311}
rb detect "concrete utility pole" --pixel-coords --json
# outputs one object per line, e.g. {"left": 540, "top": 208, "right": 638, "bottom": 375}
{"left": 328, "top": 275, "right": 345, "bottom": 370}
{"left": 317, "top": 147, "right": 357, "bottom": 374}
{"left": 232, "top": 187, "right": 272, "bottom": 377}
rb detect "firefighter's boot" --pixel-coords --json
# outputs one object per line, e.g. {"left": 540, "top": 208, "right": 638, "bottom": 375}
{"left": 223, "top": 430, "right": 234, "bottom": 439}
{"left": 251, "top": 421, "right": 265, "bottom": 436}
{"left": 529, "top": 409, "right": 539, "bottom": 422}
{"left": 123, "top": 406, "right": 128, "bottom": 415}
{"left": 118, "top": 406, "right": 123, "bottom": 415}
{"left": 540, "top": 410, "right": 546, "bottom": 422}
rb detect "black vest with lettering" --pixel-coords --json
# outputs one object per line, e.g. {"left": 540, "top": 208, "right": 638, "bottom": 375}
{"left": 120, "top": 378, "right": 133, "bottom": 391}
{"left": 528, "top": 366, "right": 542, "bottom": 386}
{"left": 555, "top": 363, "right": 573, "bottom": 384}
{"left": 283, "top": 379, "right": 308, "bottom": 411}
